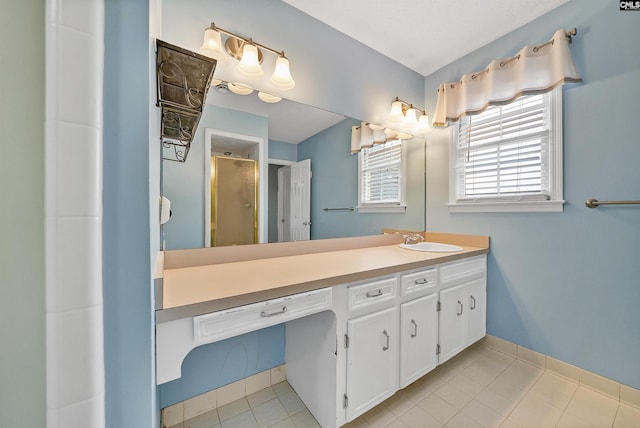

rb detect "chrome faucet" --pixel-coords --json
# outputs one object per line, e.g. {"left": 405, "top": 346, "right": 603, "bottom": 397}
{"left": 403, "top": 233, "right": 425, "bottom": 245}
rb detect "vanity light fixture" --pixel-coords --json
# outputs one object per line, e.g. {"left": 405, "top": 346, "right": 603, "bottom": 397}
{"left": 227, "top": 82, "right": 254, "bottom": 95}
{"left": 199, "top": 22, "right": 295, "bottom": 89}
{"left": 388, "top": 97, "right": 429, "bottom": 132}
{"left": 257, "top": 92, "right": 282, "bottom": 103}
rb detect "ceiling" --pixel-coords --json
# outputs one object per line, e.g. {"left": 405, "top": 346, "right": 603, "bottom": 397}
{"left": 282, "top": 0, "right": 570, "bottom": 76}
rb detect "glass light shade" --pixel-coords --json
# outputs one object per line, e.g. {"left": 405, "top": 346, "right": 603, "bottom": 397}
{"left": 258, "top": 92, "right": 282, "bottom": 103}
{"left": 198, "top": 28, "right": 227, "bottom": 61}
{"left": 228, "top": 82, "right": 254, "bottom": 95}
{"left": 270, "top": 56, "right": 295, "bottom": 90}
{"left": 236, "top": 43, "right": 264, "bottom": 79}
{"left": 388, "top": 101, "right": 405, "bottom": 124}
{"left": 404, "top": 107, "right": 419, "bottom": 127}
{"left": 417, "top": 113, "right": 430, "bottom": 131}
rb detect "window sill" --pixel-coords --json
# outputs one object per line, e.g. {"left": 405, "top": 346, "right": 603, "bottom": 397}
{"left": 447, "top": 200, "right": 565, "bottom": 213}
{"left": 357, "top": 205, "right": 407, "bottom": 213}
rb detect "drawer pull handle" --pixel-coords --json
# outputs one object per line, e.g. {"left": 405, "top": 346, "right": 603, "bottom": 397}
{"left": 366, "top": 289, "right": 383, "bottom": 298}
{"left": 457, "top": 300, "right": 463, "bottom": 316}
{"left": 382, "top": 330, "right": 390, "bottom": 351}
{"left": 470, "top": 295, "right": 476, "bottom": 310}
{"left": 410, "top": 319, "right": 418, "bottom": 338}
{"left": 260, "top": 306, "right": 288, "bottom": 318}
{"left": 414, "top": 278, "right": 429, "bottom": 285}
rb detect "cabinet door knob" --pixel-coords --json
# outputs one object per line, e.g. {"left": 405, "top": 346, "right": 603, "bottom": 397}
{"left": 470, "top": 295, "right": 476, "bottom": 310}
{"left": 382, "top": 330, "right": 390, "bottom": 351}
{"left": 457, "top": 300, "right": 463, "bottom": 316}
{"left": 410, "top": 319, "right": 418, "bottom": 338}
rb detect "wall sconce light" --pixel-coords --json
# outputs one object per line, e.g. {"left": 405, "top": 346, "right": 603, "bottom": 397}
{"left": 388, "top": 97, "right": 429, "bottom": 132}
{"left": 199, "top": 22, "right": 295, "bottom": 89}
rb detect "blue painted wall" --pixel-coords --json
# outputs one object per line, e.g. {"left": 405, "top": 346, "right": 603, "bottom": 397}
{"left": 162, "top": 105, "right": 268, "bottom": 250}
{"left": 104, "top": 0, "right": 157, "bottom": 426}
{"left": 425, "top": 0, "right": 640, "bottom": 389}
{"left": 159, "top": 325, "right": 285, "bottom": 408}
{"left": 269, "top": 140, "right": 298, "bottom": 161}
{"left": 298, "top": 119, "right": 426, "bottom": 239}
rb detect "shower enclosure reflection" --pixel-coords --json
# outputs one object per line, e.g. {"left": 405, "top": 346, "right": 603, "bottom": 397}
{"left": 210, "top": 156, "right": 258, "bottom": 246}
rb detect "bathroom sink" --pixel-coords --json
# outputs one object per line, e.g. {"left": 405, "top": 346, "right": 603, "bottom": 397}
{"left": 399, "top": 242, "right": 464, "bottom": 252}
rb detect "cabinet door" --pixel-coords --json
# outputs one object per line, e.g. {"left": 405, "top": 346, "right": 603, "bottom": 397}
{"left": 400, "top": 294, "right": 438, "bottom": 388}
{"left": 346, "top": 307, "right": 398, "bottom": 420}
{"left": 465, "top": 278, "right": 486, "bottom": 345}
{"left": 439, "top": 283, "right": 467, "bottom": 364}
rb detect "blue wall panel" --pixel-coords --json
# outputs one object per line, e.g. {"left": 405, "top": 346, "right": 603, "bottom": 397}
{"left": 425, "top": 0, "right": 640, "bottom": 389}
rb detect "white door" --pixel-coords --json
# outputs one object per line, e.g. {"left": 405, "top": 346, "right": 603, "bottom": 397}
{"left": 277, "top": 166, "right": 291, "bottom": 242}
{"left": 346, "top": 307, "right": 397, "bottom": 421}
{"left": 400, "top": 293, "right": 438, "bottom": 388}
{"left": 439, "top": 283, "right": 467, "bottom": 364}
{"left": 465, "top": 278, "right": 486, "bottom": 345}
{"left": 289, "top": 159, "right": 311, "bottom": 241}
{"left": 278, "top": 159, "right": 311, "bottom": 242}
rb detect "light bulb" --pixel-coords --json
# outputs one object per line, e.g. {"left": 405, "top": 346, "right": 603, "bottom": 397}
{"left": 417, "top": 113, "right": 430, "bottom": 131}
{"left": 388, "top": 100, "right": 404, "bottom": 124}
{"left": 404, "top": 107, "right": 418, "bottom": 128}
{"left": 270, "top": 55, "right": 295, "bottom": 90}
{"left": 198, "top": 26, "right": 226, "bottom": 61}
{"left": 236, "top": 42, "right": 264, "bottom": 79}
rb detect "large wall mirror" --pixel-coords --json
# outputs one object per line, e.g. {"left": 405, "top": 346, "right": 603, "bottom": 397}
{"left": 160, "top": 2, "right": 426, "bottom": 251}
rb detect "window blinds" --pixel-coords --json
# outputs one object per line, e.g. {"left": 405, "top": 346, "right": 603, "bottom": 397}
{"left": 361, "top": 140, "right": 402, "bottom": 204}
{"left": 454, "top": 93, "right": 552, "bottom": 201}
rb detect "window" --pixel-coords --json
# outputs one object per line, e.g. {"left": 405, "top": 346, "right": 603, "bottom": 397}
{"left": 358, "top": 139, "right": 406, "bottom": 212}
{"left": 449, "top": 87, "right": 564, "bottom": 212}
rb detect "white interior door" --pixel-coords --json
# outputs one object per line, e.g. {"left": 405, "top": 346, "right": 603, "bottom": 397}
{"left": 277, "top": 167, "right": 291, "bottom": 242}
{"left": 278, "top": 159, "right": 311, "bottom": 242}
{"left": 290, "top": 159, "right": 311, "bottom": 241}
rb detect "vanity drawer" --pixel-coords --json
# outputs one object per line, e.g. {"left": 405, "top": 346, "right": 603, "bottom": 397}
{"left": 440, "top": 255, "right": 486, "bottom": 285}
{"left": 348, "top": 277, "right": 397, "bottom": 312}
{"left": 193, "top": 287, "right": 332, "bottom": 345}
{"left": 400, "top": 268, "right": 438, "bottom": 296}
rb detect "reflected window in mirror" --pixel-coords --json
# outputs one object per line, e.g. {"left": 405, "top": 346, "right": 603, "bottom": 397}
{"left": 357, "top": 139, "right": 407, "bottom": 213}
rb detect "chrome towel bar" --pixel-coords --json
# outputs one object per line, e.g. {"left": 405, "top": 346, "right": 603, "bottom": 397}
{"left": 323, "top": 207, "right": 354, "bottom": 212}
{"left": 585, "top": 198, "right": 640, "bottom": 208}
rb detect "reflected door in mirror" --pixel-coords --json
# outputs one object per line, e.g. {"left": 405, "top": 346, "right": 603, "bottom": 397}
{"left": 277, "top": 159, "right": 311, "bottom": 242}
{"left": 211, "top": 156, "right": 258, "bottom": 246}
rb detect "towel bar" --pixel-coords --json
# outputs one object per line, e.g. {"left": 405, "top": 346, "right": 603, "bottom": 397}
{"left": 585, "top": 198, "right": 640, "bottom": 208}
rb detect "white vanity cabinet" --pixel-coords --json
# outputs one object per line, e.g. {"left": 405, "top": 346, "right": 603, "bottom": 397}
{"left": 399, "top": 293, "right": 438, "bottom": 388}
{"left": 398, "top": 267, "right": 439, "bottom": 388}
{"left": 345, "top": 306, "right": 398, "bottom": 420}
{"left": 438, "top": 256, "right": 487, "bottom": 364}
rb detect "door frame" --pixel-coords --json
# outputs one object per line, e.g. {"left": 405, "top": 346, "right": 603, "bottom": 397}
{"left": 269, "top": 159, "right": 293, "bottom": 243}
{"left": 204, "top": 128, "right": 266, "bottom": 247}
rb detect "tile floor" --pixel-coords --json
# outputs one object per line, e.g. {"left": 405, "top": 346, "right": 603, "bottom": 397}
{"left": 170, "top": 344, "right": 640, "bottom": 428}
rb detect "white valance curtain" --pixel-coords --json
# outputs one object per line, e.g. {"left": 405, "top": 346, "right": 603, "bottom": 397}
{"left": 432, "top": 28, "right": 582, "bottom": 127}
{"left": 351, "top": 122, "right": 406, "bottom": 153}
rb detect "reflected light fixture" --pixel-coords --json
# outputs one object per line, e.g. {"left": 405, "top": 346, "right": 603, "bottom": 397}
{"left": 388, "top": 97, "right": 429, "bottom": 132}
{"left": 257, "top": 92, "right": 282, "bottom": 103}
{"left": 227, "top": 82, "right": 254, "bottom": 95}
{"left": 198, "top": 22, "right": 295, "bottom": 89}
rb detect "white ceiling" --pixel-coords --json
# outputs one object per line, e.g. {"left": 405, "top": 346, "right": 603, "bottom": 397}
{"left": 282, "top": 0, "right": 570, "bottom": 76}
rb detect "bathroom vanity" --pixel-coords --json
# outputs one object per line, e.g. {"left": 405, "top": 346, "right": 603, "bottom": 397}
{"left": 156, "top": 232, "right": 489, "bottom": 427}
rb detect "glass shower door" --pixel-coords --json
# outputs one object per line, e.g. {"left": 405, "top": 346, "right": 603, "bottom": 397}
{"left": 211, "top": 156, "right": 258, "bottom": 247}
